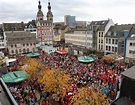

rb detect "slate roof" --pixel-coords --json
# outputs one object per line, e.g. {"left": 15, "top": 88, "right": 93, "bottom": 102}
{"left": 6, "top": 31, "right": 36, "bottom": 44}
{"left": 3, "top": 22, "right": 25, "bottom": 31}
{"left": 24, "top": 20, "right": 36, "bottom": 28}
{"left": 90, "top": 20, "right": 109, "bottom": 31}
{"left": 105, "top": 24, "right": 133, "bottom": 38}
{"left": 127, "top": 26, "right": 135, "bottom": 39}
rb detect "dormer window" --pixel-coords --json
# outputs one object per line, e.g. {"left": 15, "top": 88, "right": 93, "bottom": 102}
{"left": 131, "top": 34, "right": 135, "bottom": 37}
{"left": 108, "top": 32, "right": 111, "bottom": 36}
{"left": 114, "top": 32, "right": 117, "bottom": 36}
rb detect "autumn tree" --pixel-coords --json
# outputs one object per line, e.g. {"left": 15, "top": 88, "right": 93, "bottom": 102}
{"left": 70, "top": 87, "right": 109, "bottom": 105}
{"left": 38, "top": 69, "right": 71, "bottom": 97}
{"left": 19, "top": 57, "right": 44, "bottom": 79}
{"left": 102, "top": 55, "right": 115, "bottom": 62}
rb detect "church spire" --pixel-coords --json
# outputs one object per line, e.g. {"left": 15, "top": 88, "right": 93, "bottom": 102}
{"left": 38, "top": 0, "right": 41, "bottom": 10}
{"left": 46, "top": 0, "right": 53, "bottom": 22}
{"left": 48, "top": 0, "right": 51, "bottom": 12}
{"left": 36, "top": 0, "right": 44, "bottom": 20}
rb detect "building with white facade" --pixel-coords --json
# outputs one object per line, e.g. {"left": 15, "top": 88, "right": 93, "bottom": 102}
{"left": 65, "top": 21, "right": 92, "bottom": 48}
{"left": 125, "top": 27, "right": 135, "bottom": 65}
{"left": 65, "top": 21, "right": 93, "bottom": 55}
{"left": 104, "top": 24, "right": 133, "bottom": 56}
{"left": 0, "top": 28, "right": 6, "bottom": 54}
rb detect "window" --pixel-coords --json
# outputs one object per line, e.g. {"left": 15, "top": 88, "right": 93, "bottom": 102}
{"left": 101, "top": 40, "right": 103, "bottom": 43}
{"left": 112, "top": 39, "right": 115, "bottom": 44}
{"left": 115, "top": 47, "right": 117, "bottom": 52}
{"left": 27, "top": 48, "right": 29, "bottom": 52}
{"left": 15, "top": 49, "right": 18, "bottom": 54}
{"left": 108, "top": 32, "right": 111, "bottom": 36}
{"left": 109, "top": 46, "right": 111, "bottom": 51}
{"left": 101, "top": 45, "right": 103, "bottom": 50}
{"left": 11, "top": 45, "right": 13, "bottom": 48}
{"left": 30, "top": 43, "right": 32, "bottom": 46}
{"left": 99, "top": 45, "right": 100, "bottom": 49}
{"left": 106, "top": 38, "right": 108, "bottom": 44}
{"left": 115, "top": 39, "right": 118, "bottom": 44}
{"left": 112, "top": 46, "right": 114, "bottom": 52}
{"left": 101, "top": 32, "right": 103, "bottom": 37}
{"left": 23, "top": 44, "right": 25, "bottom": 46}
{"left": 19, "top": 49, "right": 21, "bottom": 52}
{"left": 99, "top": 32, "right": 100, "bottom": 37}
{"left": 12, "top": 50, "right": 14, "bottom": 53}
{"left": 106, "top": 46, "right": 108, "bottom": 50}
{"left": 23, "top": 49, "right": 26, "bottom": 53}
{"left": 15, "top": 44, "right": 17, "bottom": 47}
{"left": 130, "top": 43, "right": 135, "bottom": 46}
{"left": 27, "top": 43, "right": 29, "bottom": 46}
{"left": 109, "top": 39, "right": 111, "bottom": 44}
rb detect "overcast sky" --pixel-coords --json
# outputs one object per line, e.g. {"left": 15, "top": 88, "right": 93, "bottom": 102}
{"left": 0, "top": 0, "right": 135, "bottom": 24}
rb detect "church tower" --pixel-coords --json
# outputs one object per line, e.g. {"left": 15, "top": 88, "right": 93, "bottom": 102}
{"left": 36, "top": 0, "right": 44, "bottom": 20}
{"left": 46, "top": 0, "right": 53, "bottom": 22}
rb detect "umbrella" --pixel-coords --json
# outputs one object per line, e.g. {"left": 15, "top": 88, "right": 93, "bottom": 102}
{"left": 2, "top": 71, "right": 29, "bottom": 83}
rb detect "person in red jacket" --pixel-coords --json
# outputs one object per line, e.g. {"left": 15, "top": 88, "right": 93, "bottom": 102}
{"left": 41, "top": 100, "right": 46, "bottom": 105}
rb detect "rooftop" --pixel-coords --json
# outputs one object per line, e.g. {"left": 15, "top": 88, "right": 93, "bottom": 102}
{"left": 0, "top": 78, "right": 17, "bottom": 105}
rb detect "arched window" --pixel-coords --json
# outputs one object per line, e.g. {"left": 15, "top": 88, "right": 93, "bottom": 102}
{"left": 11, "top": 50, "right": 14, "bottom": 53}
{"left": 15, "top": 49, "right": 18, "bottom": 54}
{"left": 27, "top": 48, "right": 29, "bottom": 53}
{"left": 23, "top": 49, "right": 26, "bottom": 53}
{"left": 19, "top": 49, "right": 21, "bottom": 52}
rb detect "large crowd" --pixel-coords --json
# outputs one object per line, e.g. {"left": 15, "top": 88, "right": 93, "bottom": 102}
{"left": 6, "top": 50, "right": 129, "bottom": 105}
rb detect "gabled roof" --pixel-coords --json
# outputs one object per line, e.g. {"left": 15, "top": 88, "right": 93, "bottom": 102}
{"left": 105, "top": 24, "right": 133, "bottom": 37}
{"left": 3, "top": 22, "right": 25, "bottom": 31}
{"left": 24, "top": 20, "right": 36, "bottom": 28}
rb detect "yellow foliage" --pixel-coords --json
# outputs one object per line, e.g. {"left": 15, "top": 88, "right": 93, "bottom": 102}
{"left": 70, "top": 87, "right": 109, "bottom": 105}
{"left": 19, "top": 57, "right": 43, "bottom": 79}
{"left": 102, "top": 55, "right": 115, "bottom": 62}
{"left": 38, "top": 69, "right": 71, "bottom": 97}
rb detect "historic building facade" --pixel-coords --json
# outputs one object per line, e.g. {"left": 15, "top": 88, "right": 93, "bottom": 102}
{"left": 36, "top": 0, "right": 53, "bottom": 45}
{"left": 6, "top": 31, "right": 37, "bottom": 55}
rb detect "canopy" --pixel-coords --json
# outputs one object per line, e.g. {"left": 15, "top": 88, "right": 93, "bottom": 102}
{"left": 121, "top": 66, "right": 135, "bottom": 80}
{"left": 26, "top": 53, "right": 40, "bottom": 58}
{"left": 78, "top": 56, "right": 94, "bottom": 63}
{"left": 2, "top": 71, "right": 29, "bottom": 83}
{"left": 89, "top": 54, "right": 96, "bottom": 59}
{"left": 56, "top": 49, "right": 68, "bottom": 54}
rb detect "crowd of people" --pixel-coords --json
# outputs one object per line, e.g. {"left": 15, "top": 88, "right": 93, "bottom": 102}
{"left": 40, "top": 52, "right": 128, "bottom": 102}
{"left": 6, "top": 50, "right": 129, "bottom": 105}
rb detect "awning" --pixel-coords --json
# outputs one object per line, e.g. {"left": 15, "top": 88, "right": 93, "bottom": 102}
{"left": 2, "top": 71, "right": 29, "bottom": 83}
{"left": 26, "top": 53, "right": 40, "bottom": 58}
{"left": 56, "top": 49, "right": 68, "bottom": 54}
{"left": 78, "top": 56, "right": 94, "bottom": 63}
